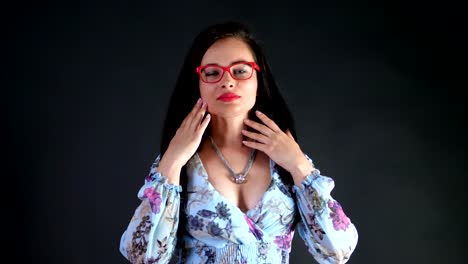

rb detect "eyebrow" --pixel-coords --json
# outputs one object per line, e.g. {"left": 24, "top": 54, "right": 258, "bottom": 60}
{"left": 204, "top": 60, "right": 250, "bottom": 66}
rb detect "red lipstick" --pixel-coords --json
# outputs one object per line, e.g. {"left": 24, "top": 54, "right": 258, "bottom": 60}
{"left": 217, "top": 93, "right": 241, "bottom": 102}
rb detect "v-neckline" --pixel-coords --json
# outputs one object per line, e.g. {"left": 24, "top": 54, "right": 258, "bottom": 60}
{"left": 193, "top": 152, "right": 275, "bottom": 216}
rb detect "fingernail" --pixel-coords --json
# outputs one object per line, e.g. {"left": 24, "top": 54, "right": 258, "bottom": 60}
{"left": 197, "top": 98, "right": 202, "bottom": 104}
{"left": 256, "top": 110, "right": 261, "bottom": 115}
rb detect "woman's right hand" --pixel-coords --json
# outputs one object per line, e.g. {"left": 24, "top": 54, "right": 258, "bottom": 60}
{"left": 157, "top": 98, "right": 211, "bottom": 184}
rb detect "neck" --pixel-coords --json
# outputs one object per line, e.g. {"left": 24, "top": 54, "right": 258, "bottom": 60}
{"left": 209, "top": 113, "right": 249, "bottom": 149}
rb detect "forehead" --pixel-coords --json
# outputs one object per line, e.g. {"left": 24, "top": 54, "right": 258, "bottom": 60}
{"left": 201, "top": 37, "right": 255, "bottom": 66}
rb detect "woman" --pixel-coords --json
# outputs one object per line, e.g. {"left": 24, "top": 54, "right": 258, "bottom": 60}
{"left": 120, "top": 21, "right": 358, "bottom": 263}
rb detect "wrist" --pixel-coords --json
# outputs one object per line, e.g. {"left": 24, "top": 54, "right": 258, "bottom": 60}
{"left": 157, "top": 156, "right": 183, "bottom": 185}
{"left": 290, "top": 158, "right": 314, "bottom": 186}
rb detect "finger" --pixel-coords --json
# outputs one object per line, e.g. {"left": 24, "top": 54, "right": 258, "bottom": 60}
{"left": 286, "top": 130, "right": 294, "bottom": 140}
{"left": 255, "top": 111, "right": 281, "bottom": 132}
{"left": 242, "top": 140, "right": 267, "bottom": 153}
{"left": 244, "top": 119, "right": 274, "bottom": 136}
{"left": 188, "top": 98, "right": 203, "bottom": 119}
{"left": 198, "top": 113, "right": 211, "bottom": 134}
{"left": 190, "top": 101, "right": 207, "bottom": 129}
{"left": 241, "top": 129, "right": 269, "bottom": 144}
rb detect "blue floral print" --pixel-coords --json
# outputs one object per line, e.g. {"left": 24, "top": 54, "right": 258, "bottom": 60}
{"left": 120, "top": 153, "right": 358, "bottom": 263}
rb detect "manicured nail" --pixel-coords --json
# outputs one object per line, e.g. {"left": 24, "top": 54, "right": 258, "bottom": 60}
{"left": 256, "top": 110, "right": 261, "bottom": 115}
{"left": 197, "top": 98, "right": 202, "bottom": 104}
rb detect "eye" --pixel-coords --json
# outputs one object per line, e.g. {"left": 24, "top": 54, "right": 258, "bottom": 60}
{"left": 232, "top": 64, "right": 251, "bottom": 77}
{"left": 205, "top": 71, "right": 220, "bottom": 77}
{"left": 203, "top": 67, "right": 221, "bottom": 77}
{"left": 233, "top": 69, "right": 247, "bottom": 74}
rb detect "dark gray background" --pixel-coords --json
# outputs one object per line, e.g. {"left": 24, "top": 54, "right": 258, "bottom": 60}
{"left": 7, "top": 1, "right": 465, "bottom": 263}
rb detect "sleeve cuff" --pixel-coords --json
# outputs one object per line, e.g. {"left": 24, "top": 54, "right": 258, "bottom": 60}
{"left": 144, "top": 154, "right": 182, "bottom": 192}
{"left": 147, "top": 171, "right": 183, "bottom": 193}
{"left": 292, "top": 167, "right": 334, "bottom": 195}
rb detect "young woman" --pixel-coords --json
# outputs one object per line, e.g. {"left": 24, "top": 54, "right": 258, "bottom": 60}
{"left": 120, "top": 21, "right": 358, "bottom": 264}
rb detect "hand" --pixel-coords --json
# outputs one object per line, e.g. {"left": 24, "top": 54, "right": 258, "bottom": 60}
{"left": 241, "top": 111, "right": 313, "bottom": 183}
{"left": 158, "top": 98, "right": 211, "bottom": 184}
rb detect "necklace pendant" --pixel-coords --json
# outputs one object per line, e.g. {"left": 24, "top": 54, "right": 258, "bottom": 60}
{"left": 234, "top": 173, "right": 247, "bottom": 184}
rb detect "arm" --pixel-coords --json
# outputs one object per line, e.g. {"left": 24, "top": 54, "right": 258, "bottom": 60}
{"left": 293, "top": 155, "right": 358, "bottom": 264}
{"left": 119, "top": 155, "right": 182, "bottom": 264}
{"left": 119, "top": 98, "right": 209, "bottom": 263}
{"left": 240, "top": 111, "right": 358, "bottom": 262}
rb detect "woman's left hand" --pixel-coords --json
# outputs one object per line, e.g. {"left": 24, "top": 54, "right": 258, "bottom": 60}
{"left": 242, "top": 111, "right": 313, "bottom": 180}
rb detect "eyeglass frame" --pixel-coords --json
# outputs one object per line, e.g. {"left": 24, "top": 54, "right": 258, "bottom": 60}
{"left": 195, "top": 61, "right": 261, "bottom": 83}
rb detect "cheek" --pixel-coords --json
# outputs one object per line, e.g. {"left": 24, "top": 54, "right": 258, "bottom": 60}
{"left": 247, "top": 81, "right": 258, "bottom": 98}
{"left": 199, "top": 82, "right": 209, "bottom": 99}
{"left": 245, "top": 84, "right": 258, "bottom": 107}
{"left": 246, "top": 93, "right": 257, "bottom": 108}
{"left": 199, "top": 85, "right": 214, "bottom": 108}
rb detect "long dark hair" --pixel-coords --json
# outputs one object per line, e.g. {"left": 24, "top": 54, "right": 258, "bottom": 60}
{"left": 159, "top": 21, "right": 299, "bottom": 249}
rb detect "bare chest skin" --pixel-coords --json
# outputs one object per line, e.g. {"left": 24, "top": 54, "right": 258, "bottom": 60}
{"left": 197, "top": 140, "right": 272, "bottom": 214}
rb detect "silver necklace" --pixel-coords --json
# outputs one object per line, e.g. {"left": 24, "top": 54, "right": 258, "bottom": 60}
{"left": 209, "top": 136, "right": 257, "bottom": 184}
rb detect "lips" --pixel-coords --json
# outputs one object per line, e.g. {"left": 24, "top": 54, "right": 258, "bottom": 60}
{"left": 217, "top": 93, "right": 241, "bottom": 102}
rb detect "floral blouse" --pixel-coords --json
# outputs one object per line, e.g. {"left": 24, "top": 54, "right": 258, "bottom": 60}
{"left": 120, "top": 153, "right": 358, "bottom": 264}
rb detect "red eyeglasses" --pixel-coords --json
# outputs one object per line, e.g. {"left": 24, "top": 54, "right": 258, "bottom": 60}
{"left": 196, "top": 61, "right": 260, "bottom": 83}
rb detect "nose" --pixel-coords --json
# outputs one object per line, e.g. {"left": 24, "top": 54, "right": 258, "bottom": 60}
{"left": 220, "top": 70, "right": 235, "bottom": 88}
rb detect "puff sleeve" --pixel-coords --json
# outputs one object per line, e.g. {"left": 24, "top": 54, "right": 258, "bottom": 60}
{"left": 293, "top": 155, "right": 359, "bottom": 264}
{"left": 119, "top": 155, "right": 182, "bottom": 264}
